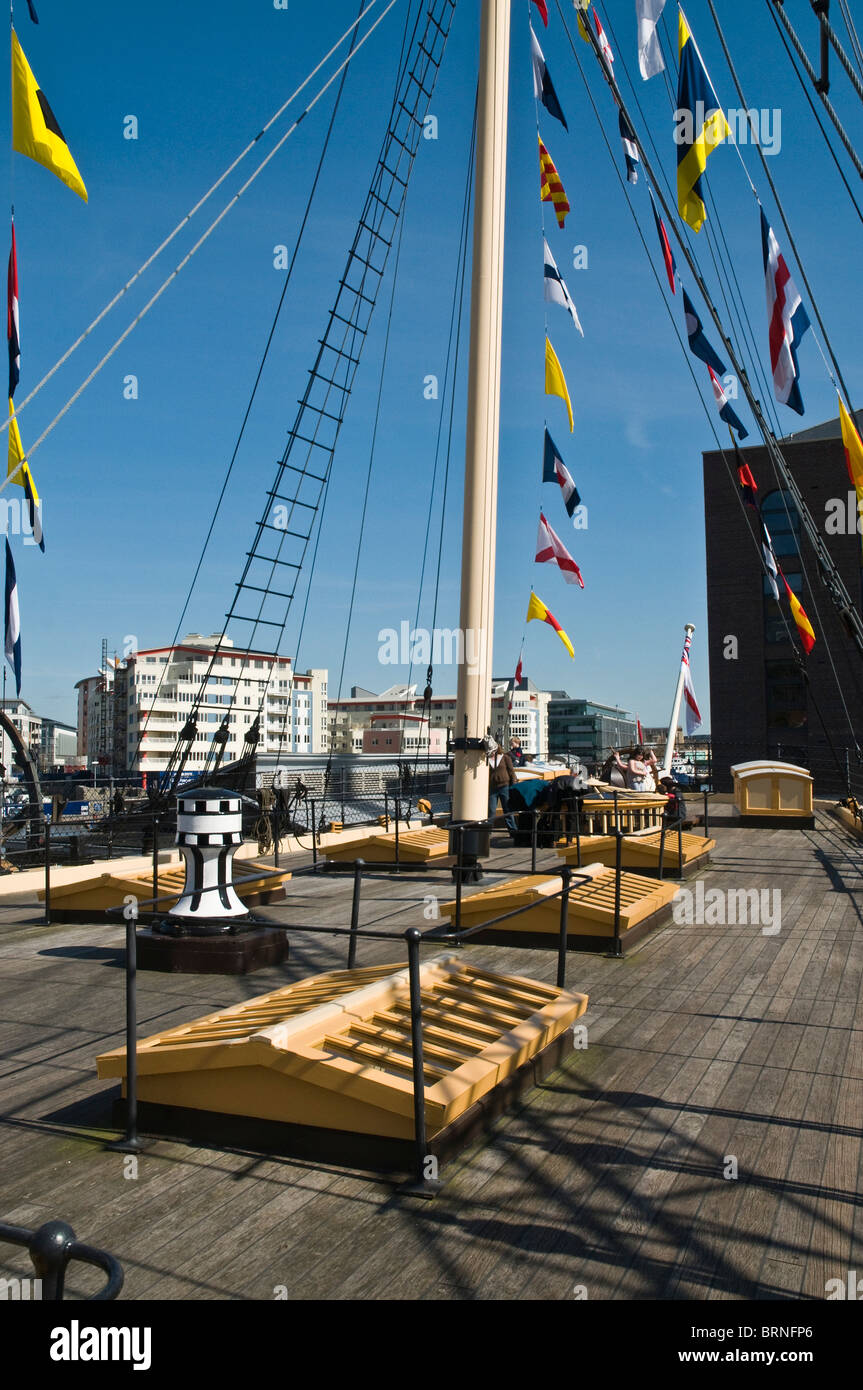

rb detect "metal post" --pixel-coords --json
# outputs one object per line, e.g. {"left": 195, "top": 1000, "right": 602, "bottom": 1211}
{"left": 612, "top": 827, "right": 623, "bottom": 957}
{"left": 394, "top": 794, "right": 401, "bottom": 871}
{"left": 531, "top": 808, "right": 538, "bottom": 872}
{"left": 29, "top": 1221, "right": 76, "bottom": 1301}
{"left": 107, "top": 907, "right": 143, "bottom": 1154}
{"left": 311, "top": 796, "right": 318, "bottom": 868}
{"left": 347, "top": 859, "right": 363, "bottom": 969}
{"left": 556, "top": 865, "right": 571, "bottom": 988}
{"left": 677, "top": 815, "right": 685, "bottom": 881}
{"left": 657, "top": 813, "right": 667, "bottom": 880}
{"left": 455, "top": 825, "right": 464, "bottom": 934}
{"left": 574, "top": 797, "right": 582, "bottom": 868}
{"left": 43, "top": 819, "right": 51, "bottom": 925}
{"left": 703, "top": 787, "right": 709, "bottom": 839}
{"left": 613, "top": 790, "right": 619, "bottom": 832}
{"left": 399, "top": 927, "right": 442, "bottom": 1197}
{"left": 151, "top": 814, "right": 159, "bottom": 910}
{"left": 271, "top": 810, "right": 279, "bottom": 869}
{"left": 384, "top": 789, "right": 389, "bottom": 831}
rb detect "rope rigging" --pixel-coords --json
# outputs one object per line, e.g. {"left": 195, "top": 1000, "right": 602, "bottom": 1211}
{"left": 0, "top": 0, "right": 404, "bottom": 492}
{"left": 150, "top": 0, "right": 456, "bottom": 804}
{"left": 130, "top": 0, "right": 372, "bottom": 782}
{"left": 557, "top": 1, "right": 863, "bottom": 667}
{"left": 554, "top": 0, "right": 863, "bottom": 776}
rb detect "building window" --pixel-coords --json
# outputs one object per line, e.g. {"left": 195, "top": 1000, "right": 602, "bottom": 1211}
{"left": 765, "top": 658, "right": 808, "bottom": 732}
{"left": 762, "top": 489, "right": 800, "bottom": 559}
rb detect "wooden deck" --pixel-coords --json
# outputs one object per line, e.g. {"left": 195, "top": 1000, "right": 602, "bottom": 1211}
{"left": 1, "top": 806, "right": 862, "bottom": 1300}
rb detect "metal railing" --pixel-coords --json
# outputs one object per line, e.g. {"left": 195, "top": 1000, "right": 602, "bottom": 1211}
{"left": 0, "top": 1219, "right": 123, "bottom": 1300}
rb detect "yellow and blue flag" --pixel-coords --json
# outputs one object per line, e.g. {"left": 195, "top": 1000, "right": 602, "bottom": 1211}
{"left": 676, "top": 10, "right": 728, "bottom": 232}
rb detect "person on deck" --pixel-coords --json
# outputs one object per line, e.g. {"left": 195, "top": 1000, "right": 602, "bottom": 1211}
{"left": 612, "top": 745, "right": 658, "bottom": 792}
{"left": 488, "top": 743, "right": 518, "bottom": 834}
{"left": 659, "top": 772, "right": 688, "bottom": 826}
{"left": 508, "top": 738, "right": 526, "bottom": 767}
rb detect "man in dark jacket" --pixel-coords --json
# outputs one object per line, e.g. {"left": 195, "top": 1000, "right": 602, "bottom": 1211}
{"left": 488, "top": 744, "right": 518, "bottom": 834}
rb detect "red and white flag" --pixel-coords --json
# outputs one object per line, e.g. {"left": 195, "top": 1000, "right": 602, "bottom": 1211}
{"left": 536, "top": 512, "right": 584, "bottom": 588}
{"left": 594, "top": 9, "right": 615, "bottom": 68}
{"left": 681, "top": 632, "right": 702, "bottom": 735}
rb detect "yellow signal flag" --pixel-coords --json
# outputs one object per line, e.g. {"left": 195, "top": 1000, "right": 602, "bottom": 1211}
{"left": 781, "top": 574, "right": 815, "bottom": 655}
{"left": 11, "top": 29, "right": 88, "bottom": 202}
{"left": 8, "top": 398, "right": 27, "bottom": 488}
{"left": 526, "top": 589, "right": 575, "bottom": 659}
{"left": 545, "top": 336, "right": 573, "bottom": 432}
{"left": 575, "top": 1, "right": 592, "bottom": 43}
{"left": 839, "top": 395, "right": 863, "bottom": 495}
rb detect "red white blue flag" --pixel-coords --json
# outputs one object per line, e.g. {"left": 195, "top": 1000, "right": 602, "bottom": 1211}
{"left": 708, "top": 364, "right": 748, "bottom": 440}
{"left": 542, "top": 429, "right": 581, "bottom": 520}
{"left": 761, "top": 209, "right": 810, "bottom": 415}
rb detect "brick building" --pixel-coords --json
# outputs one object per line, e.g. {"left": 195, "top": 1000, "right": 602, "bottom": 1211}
{"left": 703, "top": 412, "right": 863, "bottom": 795}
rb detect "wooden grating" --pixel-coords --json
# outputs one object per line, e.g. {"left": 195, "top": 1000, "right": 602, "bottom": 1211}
{"left": 96, "top": 955, "right": 587, "bottom": 1139}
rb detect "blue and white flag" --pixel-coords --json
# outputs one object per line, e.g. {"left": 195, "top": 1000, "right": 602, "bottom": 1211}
{"left": 542, "top": 428, "right": 581, "bottom": 519}
{"left": 761, "top": 208, "right": 810, "bottom": 415}
{"left": 683, "top": 286, "right": 725, "bottom": 375}
{"left": 530, "top": 25, "right": 568, "bottom": 130}
{"left": 4, "top": 538, "right": 21, "bottom": 695}
{"left": 618, "top": 109, "right": 639, "bottom": 185}
{"left": 708, "top": 365, "right": 748, "bottom": 440}
{"left": 543, "top": 238, "right": 583, "bottom": 335}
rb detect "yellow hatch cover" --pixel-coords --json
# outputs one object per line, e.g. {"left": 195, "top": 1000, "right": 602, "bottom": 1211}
{"left": 97, "top": 955, "right": 588, "bottom": 1140}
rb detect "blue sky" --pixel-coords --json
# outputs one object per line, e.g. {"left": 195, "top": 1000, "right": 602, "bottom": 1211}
{"left": 3, "top": 0, "right": 862, "bottom": 735}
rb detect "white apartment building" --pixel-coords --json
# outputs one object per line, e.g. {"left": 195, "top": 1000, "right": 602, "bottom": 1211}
{"left": 0, "top": 698, "right": 42, "bottom": 777}
{"left": 328, "top": 679, "right": 550, "bottom": 758}
{"left": 117, "top": 634, "right": 327, "bottom": 775}
{"left": 75, "top": 670, "right": 115, "bottom": 766}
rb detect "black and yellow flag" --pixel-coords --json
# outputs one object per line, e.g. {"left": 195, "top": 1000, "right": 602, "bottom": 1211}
{"left": 11, "top": 29, "right": 87, "bottom": 202}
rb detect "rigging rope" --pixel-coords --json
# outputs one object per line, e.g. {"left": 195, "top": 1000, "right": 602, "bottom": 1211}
{"left": 706, "top": 0, "right": 856, "bottom": 413}
{"left": 395, "top": 97, "right": 477, "bottom": 795}
{"left": 554, "top": 0, "right": 863, "bottom": 775}
{"left": 769, "top": 0, "right": 863, "bottom": 180}
{"left": 0, "top": 0, "right": 396, "bottom": 440}
{"left": 0, "top": 0, "right": 402, "bottom": 493}
{"left": 127, "top": 0, "right": 371, "bottom": 777}
{"left": 152, "top": 0, "right": 438, "bottom": 797}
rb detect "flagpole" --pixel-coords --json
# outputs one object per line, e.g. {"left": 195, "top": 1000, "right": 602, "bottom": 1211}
{"left": 662, "top": 623, "right": 695, "bottom": 775}
{"left": 452, "top": 0, "right": 510, "bottom": 828}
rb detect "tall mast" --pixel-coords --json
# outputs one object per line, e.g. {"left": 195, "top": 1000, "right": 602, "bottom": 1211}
{"left": 662, "top": 623, "right": 696, "bottom": 774}
{"left": 452, "top": 0, "right": 511, "bottom": 824}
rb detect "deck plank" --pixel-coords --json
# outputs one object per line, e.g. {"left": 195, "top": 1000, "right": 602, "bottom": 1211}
{"left": 1, "top": 820, "right": 861, "bottom": 1299}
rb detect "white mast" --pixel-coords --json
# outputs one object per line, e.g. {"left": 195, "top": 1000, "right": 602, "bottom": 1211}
{"left": 452, "top": 0, "right": 511, "bottom": 824}
{"left": 662, "top": 623, "right": 696, "bottom": 774}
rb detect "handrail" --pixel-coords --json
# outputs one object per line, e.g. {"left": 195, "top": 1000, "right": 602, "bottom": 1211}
{"left": 0, "top": 1219, "right": 124, "bottom": 1300}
